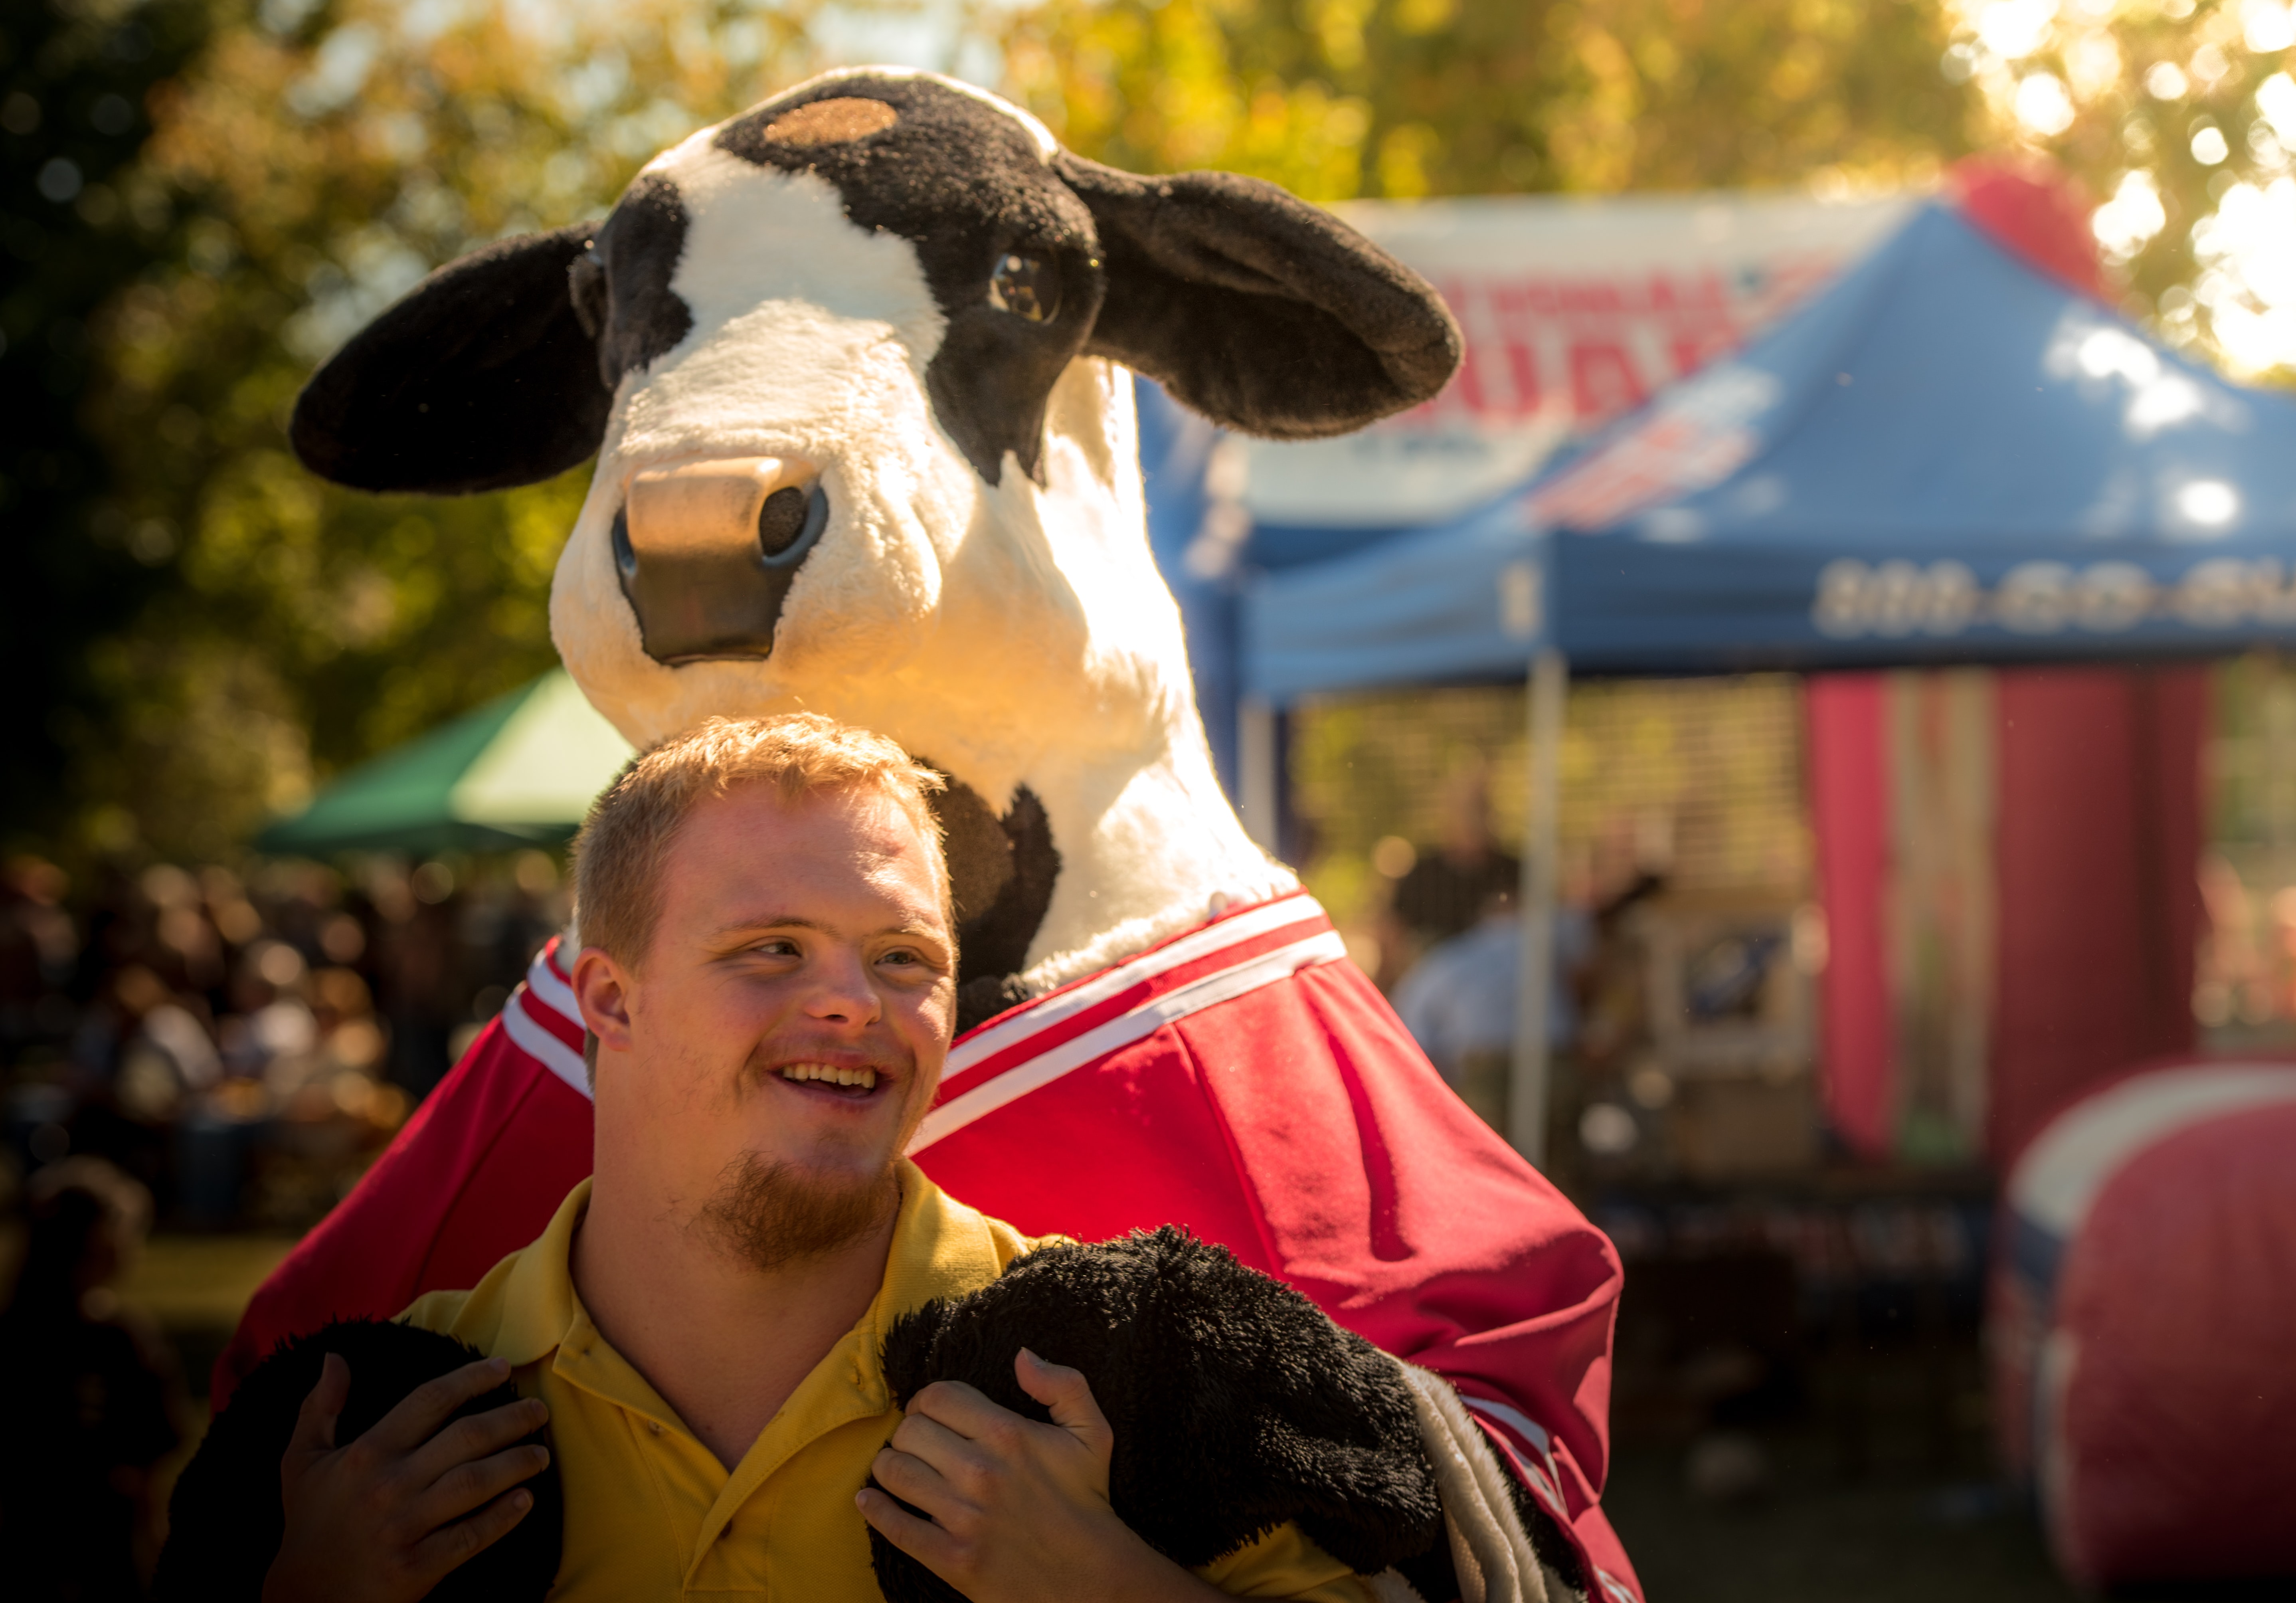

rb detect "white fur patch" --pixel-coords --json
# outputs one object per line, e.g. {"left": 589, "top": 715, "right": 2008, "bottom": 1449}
{"left": 656, "top": 146, "right": 947, "bottom": 369}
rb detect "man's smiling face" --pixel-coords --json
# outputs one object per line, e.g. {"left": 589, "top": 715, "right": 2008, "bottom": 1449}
{"left": 579, "top": 778, "right": 955, "bottom": 1265}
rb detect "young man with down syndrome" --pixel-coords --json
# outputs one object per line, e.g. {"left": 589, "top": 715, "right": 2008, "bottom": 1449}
{"left": 248, "top": 714, "right": 1384, "bottom": 1603}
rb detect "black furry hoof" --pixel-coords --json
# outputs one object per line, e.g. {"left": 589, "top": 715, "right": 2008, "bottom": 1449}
{"left": 868, "top": 1226, "right": 1443, "bottom": 1603}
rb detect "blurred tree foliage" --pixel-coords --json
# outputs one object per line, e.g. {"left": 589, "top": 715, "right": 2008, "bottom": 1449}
{"left": 2, "top": 0, "right": 216, "bottom": 863}
{"left": 1936, "top": 0, "right": 2296, "bottom": 378}
{"left": 999, "top": 0, "right": 2296, "bottom": 378}
{"left": 12, "top": 0, "right": 839, "bottom": 867}
{"left": 1000, "top": 0, "right": 1978, "bottom": 201}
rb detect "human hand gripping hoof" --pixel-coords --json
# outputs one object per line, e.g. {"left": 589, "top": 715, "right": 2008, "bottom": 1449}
{"left": 157, "top": 1319, "right": 562, "bottom": 1603}
{"left": 261, "top": 1353, "right": 550, "bottom": 1603}
{"left": 859, "top": 1348, "right": 1213, "bottom": 1603}
{"left": 861, "top": 1229, "right": 1452, "bottom": 1603}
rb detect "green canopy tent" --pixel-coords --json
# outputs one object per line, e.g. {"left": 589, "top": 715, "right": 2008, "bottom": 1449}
{"left": 257, "top": 671, "right": 635, "bottom": 856}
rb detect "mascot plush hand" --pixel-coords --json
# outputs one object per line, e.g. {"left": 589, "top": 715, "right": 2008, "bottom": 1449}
{"left": 221, "top": 68, "right": 1639, "bottom": 1601}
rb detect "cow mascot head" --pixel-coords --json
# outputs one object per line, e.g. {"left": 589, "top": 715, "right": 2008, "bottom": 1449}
{"left": 291, "top": 67, "right": 1459, "bottom": 1029}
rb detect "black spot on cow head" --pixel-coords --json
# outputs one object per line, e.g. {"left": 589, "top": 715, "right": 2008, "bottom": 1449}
{"left": 568, "top": 173, "right": 693, "bottom": 391}
{"left": 924, "top": 766, "right": 1060, "bottom": 1032}
{"left": 714, "top": 79, "right": 1106, "bottom": 486}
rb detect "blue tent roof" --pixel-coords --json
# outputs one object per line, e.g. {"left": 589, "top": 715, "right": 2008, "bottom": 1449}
{"left": 1242, "top": 201, "right": 2296, "bottom": 701}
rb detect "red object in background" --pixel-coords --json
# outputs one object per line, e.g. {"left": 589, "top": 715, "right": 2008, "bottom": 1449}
{"left": 1989, "top": 667, "right": 2206, "bottom": 1164}
{"left": 1807, "top": 666, "right": 2207, "bottom": 1163}
{"left": 2054, "top": 1098, "right": 2296, "bottom": 1581}
{"left": 1805, "top": 673, "right": 1895, "bottom": 1158}
{"left": 1995, "top": 1063, "right": 2296, "bottom": 1587}
{"left": 220, "top": 895, "right": 1645, "bottom": 1603}
{"left": 1948, "top": 156, "right": 2106, "bottom": 301}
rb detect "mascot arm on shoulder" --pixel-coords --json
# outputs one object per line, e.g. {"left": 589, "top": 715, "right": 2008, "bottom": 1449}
{"left": 212, "top": 69, "right": 1639, "bottom": 1603}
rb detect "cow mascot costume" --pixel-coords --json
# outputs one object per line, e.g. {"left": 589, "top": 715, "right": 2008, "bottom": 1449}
{"left": 217, "top": 70, "right": 1640, "bottom": 1603}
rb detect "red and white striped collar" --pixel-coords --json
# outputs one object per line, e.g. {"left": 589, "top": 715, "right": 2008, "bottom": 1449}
{"left": 913, "top": 891, "right": 1341, "bottom": 1151}
{"left": 504, "top": 938, "right": 587, "bottom": 1096}
{"left": 503, "top": 890, "right": 1342, "bottom": 1123}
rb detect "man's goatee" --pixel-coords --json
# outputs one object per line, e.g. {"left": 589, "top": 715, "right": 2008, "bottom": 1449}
{"left": 696, "top": 1151, "right": 899, "bottom": 1273}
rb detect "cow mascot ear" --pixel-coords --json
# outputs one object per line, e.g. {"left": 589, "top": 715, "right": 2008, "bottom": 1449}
{"left": 288, "top": 224, "right": 609, "bottom": 495}
{"left": 1056, "top": 156, "right": 1462, "bottom": 439}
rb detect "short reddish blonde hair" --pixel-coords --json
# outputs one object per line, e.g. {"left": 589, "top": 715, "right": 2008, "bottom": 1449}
{"left": 573, "top": 713, "right": 946, "bottom": 967}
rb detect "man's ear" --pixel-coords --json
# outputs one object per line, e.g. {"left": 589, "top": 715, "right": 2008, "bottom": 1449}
{"left": 569, "top": 946, "right": 635, "bottom": 1060}
{"left": 289, "top": 223, "right": 611, "bottom": 495}
{"left": 1055, "top": 155, "right": 1461, "bottom": 440}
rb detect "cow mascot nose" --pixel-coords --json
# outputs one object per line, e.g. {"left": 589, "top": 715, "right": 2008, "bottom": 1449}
{"left": 611, "top": 456, "right": 827, "bottom": 661}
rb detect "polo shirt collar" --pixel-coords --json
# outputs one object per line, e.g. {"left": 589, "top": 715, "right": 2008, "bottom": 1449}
{"left": 489, "top": 1158, "right": 1014, "bottom": 1431}
{"left": 499, "top": 1161, "right": 1008, "bottom": 1336}
{"left": 860, "top": 1156, "right": 1015, "bottom": 1387}
{"left": 490, "top": 1176, "right": 590, "bottom": 1369}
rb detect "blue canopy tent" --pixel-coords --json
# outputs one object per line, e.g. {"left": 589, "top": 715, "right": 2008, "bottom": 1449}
{"left": 1233, "top": 197, "right": 2296, "bottom": 1158}
{"left": 1250, "top": 199, "right": 2296, "bottom": 694}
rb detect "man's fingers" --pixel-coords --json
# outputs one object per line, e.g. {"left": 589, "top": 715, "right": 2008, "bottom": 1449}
{"left": 411, "top": 1443, "right": 551, "bottom": 1533}
{"left": 906, "top": 1378, "right": 1026, "bottom": 1444}
{"left": 1016, "top": 1348, "right": 1111, "bottom": 1445}
{"left": 368, "top": 1356, "right": 513, "bottom": 1451}
{"left": 871, "top": 1445, "right": 959, "bottom": 1518}
{"left": 887, "top": 1411, "right": 985, "bottom": 1482}
{"left": 405, "top": 1396, "right": 548, "bottom": 1488}
{"left": 857, "top": 1485, "right": 960, "bottom": 1568}
{"left": 286, "top": 1352, "right": 351, "bottom": 1458}
{"left": 409, "top": 1485, "right": 535, "bottom": 1584}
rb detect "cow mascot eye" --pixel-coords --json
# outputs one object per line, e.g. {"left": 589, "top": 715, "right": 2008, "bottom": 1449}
{"left": 987, "top": 250, "right": 1059, "bottom": 321}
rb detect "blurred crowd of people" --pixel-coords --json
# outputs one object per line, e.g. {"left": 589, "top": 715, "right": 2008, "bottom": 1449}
{"left": 0, "top": 849, "right": 568, "bottom": 1233}
{"left": 1368, "top": 768, "right": 1670, "bottom": 1183}
{"left": 0, "top": 850, "right": 567, "bottom": 1596}
{"left": 1363, "top": 770, "right": 1983, "bottom": 1498}
{"left": 0, "top": 1156, "right": 182, "bottom": 1600}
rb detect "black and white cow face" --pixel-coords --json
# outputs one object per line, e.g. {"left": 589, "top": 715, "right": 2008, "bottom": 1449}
{"left": 291, "top": 69, "right": 1459, "bottom": 779}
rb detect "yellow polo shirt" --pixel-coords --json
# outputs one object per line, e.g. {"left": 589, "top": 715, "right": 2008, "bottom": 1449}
{"left": 400, "top": 1164, "right": 1373, "bottom": 1602}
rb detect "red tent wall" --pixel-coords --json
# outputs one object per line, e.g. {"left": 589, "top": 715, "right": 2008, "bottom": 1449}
{"left": 1809, "top": 665, "right": 2207, "bottom": 1163}
{"left": 1807, "top": 674, "right": 1895, "bottom": 1158}
{"left": 1989, "top": 666, "right": 2206, "bottom": 1162}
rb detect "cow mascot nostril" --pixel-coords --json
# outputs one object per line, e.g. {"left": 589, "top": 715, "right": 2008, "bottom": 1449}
{"left": 757, "top": 483, "right": 828, "bottom": 562}
{"left": 604, "top": 456, "right": 828, "bottom": 663}
{"left": 223, "top": 64, "right": 1644, "bottom": 1603}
